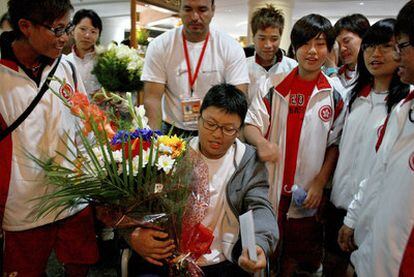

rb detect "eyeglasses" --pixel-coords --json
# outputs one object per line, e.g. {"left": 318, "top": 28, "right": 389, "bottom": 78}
{"left": 200, "top": 116, "right": 239, "bottom": 136}
{"left": 395, "top": 41, "right": 411, "bottom": 54}
{"left": 362, "top": 43, "right": 394, "bottom": 55}
{"left": 33, "top": 20, "right": 75, "bottom": 37}
{"left": 77, "top": 26, "right": 99, "bottom": 36}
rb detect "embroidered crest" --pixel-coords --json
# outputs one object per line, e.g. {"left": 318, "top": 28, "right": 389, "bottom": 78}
{"left": 59, "top": 83, "right": 74, "bottom": 100}
{"left": 409, "top": 152, "right": 414, "bottom": 172}
{"left": 318, "top": 105, "right": 332, "bottom": 122}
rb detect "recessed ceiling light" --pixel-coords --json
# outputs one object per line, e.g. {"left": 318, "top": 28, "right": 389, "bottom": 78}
{"left": 359, "top": 2, "right": 364, "bottom": 5}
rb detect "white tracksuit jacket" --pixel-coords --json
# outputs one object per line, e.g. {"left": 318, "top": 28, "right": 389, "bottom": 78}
{"left": 246, "top": 67, "right": 345, "bottom": 218}
{"left": 331, "top": 85, "right": 388, "bottom": 210}
{"left": 0, "top": 55, "right": 87, "bottom": 231}
{"left": 345, "top": 91, "right": 414, "bottom": 276}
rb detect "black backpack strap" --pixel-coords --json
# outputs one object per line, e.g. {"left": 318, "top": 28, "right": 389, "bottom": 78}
{"left": 66, "top": 59, "right": 78, "bottom": 91}
{"left": 0, "top": 55, "right": 62, "bottom": 142}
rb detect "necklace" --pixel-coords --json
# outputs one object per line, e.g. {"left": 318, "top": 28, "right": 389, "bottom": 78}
{"left": 31, "top": 63, "right": 41, "bottom": 72}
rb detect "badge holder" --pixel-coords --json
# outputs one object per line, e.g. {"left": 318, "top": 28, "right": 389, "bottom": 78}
{"left": 181, "top": 96, "right": 201, "bottom": 127}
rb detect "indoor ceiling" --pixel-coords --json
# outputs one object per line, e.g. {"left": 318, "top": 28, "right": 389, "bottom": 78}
{"left": 72, "top": 0, "right": 409, "bottom": 40}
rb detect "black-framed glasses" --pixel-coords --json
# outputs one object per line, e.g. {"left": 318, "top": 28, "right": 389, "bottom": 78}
{"left": 361, "top": 43, "right": 394, "bottom": 55}
{"left": 34, "top": 21, "right": 75, "bottom": 37}
{"left": 200, "top": 116, "right": 239, "bottom": 136}
{"left": 395, "top": 41, "right": 411, "bottom": 54}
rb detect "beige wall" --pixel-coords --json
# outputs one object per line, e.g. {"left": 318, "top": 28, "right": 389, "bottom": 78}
{"left": 0, "top": 0, "right": 7, "bottom": 18}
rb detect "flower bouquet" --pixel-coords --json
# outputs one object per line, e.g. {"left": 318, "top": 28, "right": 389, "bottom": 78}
{"left": 93, "top": 43, "right": 144, "bottom": 93}
{"left": 30, "top": 81, "right": 214, "bottom": 275}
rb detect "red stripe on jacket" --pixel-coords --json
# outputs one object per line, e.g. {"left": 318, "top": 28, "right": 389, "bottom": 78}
{"left": 399, "top": 226, "right": 414, "bottom": 276}
{"left": 0, "top": 113, "right": 13, "bottom": 229}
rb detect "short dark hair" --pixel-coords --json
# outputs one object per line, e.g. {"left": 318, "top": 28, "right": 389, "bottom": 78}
{"left": 251, "top": 4, "right": 284, "bottom": 36}
{"left": 291, "top": 14, "right": 335, "bottom": 52}
{"left": 72, "top": 9, "right": 103, "bottom": 35}
{"left": 0, "top": 12, "right": 10, "bottom": 27}
{"left": 334, "top": 14, "right": 370, "bottom": 38}
{"left": 395, "top": 0, "right": 414, "bottom": 46}
{"left": 200, "top": 84, "right": 248, "bottom": 125}
{"left": 180, "top": 0, "right": 214, "bottom": 7}
{"left": 8, "top": 0, "right": 73, "bottom": 37}
{"left": 350, "top": 18, "right": 410, "bottom": 113}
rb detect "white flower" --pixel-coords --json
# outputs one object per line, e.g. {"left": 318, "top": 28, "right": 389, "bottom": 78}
{"left": 95, "top": 44, "right": 106, "bottom": 55}
{"left": 142, "top": 149, "right": 157, "bottom": 166}
{"left": 158, "top": 143, "right": 172, "bottom": 154}
{"left": 135, "top": 105, "right": 146, "bottom": 118}
{"left": 133, "top": 105, "right": 149, "bottom": 129}
{"left": 141, "top": 150, "right": 149, "bottom": 167}
{"left": 112, "top": 150, "right": 123, "bottom": 163}
{"left": 125, "top": 156, "right": 140, "bottom": 176}
{"left": 127, "top": 60, "right": 139, "bottom": 71}
{"left": 115, "top": 44, "right": 131, "bottom": 60}
{"left": 156, "top": 155, "right": 175, "bottom": 174}
{"left": 91, "top": 147, "right": 108, "bottom": 167}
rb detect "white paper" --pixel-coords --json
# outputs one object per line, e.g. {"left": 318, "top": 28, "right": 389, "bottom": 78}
{"left": 239, "top": 210, "right": 257, "bottom": 262}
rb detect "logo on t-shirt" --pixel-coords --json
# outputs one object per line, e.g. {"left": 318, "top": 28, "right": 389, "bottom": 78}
{"left": 289, "top": 94, "right": 306, "bottom": 114}
{"left": 409, "top": 152, "right": 414, "bottom": 172}
{"left": 59, "top": 83, "right": 74, "bottom": 100}
{"left": 318, "top": 105, "right": 332, "bottom": 122}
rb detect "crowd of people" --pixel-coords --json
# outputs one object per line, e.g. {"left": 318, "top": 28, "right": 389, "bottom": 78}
{"left": 0, "top": 0, "right": 414, "bottom": 276}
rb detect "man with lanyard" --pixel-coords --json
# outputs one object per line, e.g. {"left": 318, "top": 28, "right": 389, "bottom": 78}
{"left": 337, "top": 1, "right": 414, "bottom": 275}
{"left": 142, "top": 0, "right": 249, "bottom": 137}
{"left": 246, "top": 4, "right": 297, "bottom": 104}
{"left": 0, "top": 0, "right": 98, "bottom": 275}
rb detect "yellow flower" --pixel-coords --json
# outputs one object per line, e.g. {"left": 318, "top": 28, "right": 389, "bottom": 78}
{"left": 157, "top": 135, "right": 186, "bottom": 158}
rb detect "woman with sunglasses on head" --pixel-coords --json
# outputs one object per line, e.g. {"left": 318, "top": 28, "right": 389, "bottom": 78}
{"left": 67, "top": 9, "right": 102, "bottom": 97}
{"left": 324, "top": 18, "right": 410, "bottom": 276}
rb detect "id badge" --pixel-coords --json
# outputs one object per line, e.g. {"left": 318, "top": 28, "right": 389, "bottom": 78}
{"left": 181, "top": 96, "right": 201, "bottom": 126}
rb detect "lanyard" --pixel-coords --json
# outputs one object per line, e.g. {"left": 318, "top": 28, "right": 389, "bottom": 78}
{"left": 182, "top": 31, "right": 210, "bottom": 97}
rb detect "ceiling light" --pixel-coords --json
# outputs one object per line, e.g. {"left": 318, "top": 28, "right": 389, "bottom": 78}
{"left": 359, "top": 2, "right": 364, "bottom": 5}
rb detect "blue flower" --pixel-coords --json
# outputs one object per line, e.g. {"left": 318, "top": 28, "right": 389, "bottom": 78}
{"left": 111, "top": 128, "right": 162, "bottom": 145}
{"left": 111, "top": 130, "right": 131, "bottom": 145}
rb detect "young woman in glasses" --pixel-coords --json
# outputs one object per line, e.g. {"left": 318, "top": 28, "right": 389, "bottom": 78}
{"left": 67, "top": 9, "right": 102, "bottom": 97}
{"left": 325, "top": 18, "right": 410, "bottom": 276}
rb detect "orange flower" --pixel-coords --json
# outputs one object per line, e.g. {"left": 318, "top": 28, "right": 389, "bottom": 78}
{"left": 68, "top": 91, "right": 116, "bottom": 139}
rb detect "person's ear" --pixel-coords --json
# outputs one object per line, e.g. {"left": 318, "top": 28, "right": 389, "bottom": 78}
{"left": 18, "top": 18, "right": 33, "bottom": 37}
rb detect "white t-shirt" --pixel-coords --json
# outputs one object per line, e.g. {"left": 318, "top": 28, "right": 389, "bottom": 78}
{"left": 331, "top": 89, "right": 387, "bottom": 209}
{"left": 66, "top": 47, "right": 101, "bottom": 97}
{"left": 246, "top": 52, "right": 297, "bottom": 104}
{"left": 189, "top": 137, "right": 236, "bottom": 266}
{"left": 142, "top": 26, "right": 250, "bottom": 130}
